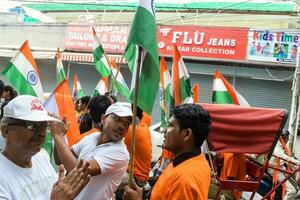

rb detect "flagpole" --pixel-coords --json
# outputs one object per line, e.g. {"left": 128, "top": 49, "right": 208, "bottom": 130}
{"left": 288, "top": 41, "right": 300, "bottom": 154}
{"left": 128, "top": 46, "right": 142, "bottom": 187}
{"left": 67, "top": 62, "right": 71, "bottom": 79}
{"left": 103, "top": 54, "right": 124, "bottom": 102}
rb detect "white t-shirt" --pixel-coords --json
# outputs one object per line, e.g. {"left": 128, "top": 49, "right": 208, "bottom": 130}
{"left": 72, "top": 131, "right": 129, "bottom": 200}
{"left": 0, "top": 150, "right": 57, "bottom": 200}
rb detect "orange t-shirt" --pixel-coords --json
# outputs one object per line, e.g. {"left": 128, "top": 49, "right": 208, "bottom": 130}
{"left": 151, "top": 154, "right": 211, "bottom": 200}
{"left": 220, "top": 153, "right": 247, "bottom": 200}
{"left": 125, "top": 122, "right": 152, "bottom": 182}
{"left": 160, "top": 149, "right": 174, "bottom": 161}
{"left": 141, "top": 112, "right": 151, "bottom": 127}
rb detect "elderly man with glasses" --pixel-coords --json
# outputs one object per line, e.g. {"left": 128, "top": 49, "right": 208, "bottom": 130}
{"left": 0, "top": 95, "right": 90, "bottom": 200}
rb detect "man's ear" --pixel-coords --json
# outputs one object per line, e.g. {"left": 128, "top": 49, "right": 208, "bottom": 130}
{"left": 1, "top": 124, "right": 9, "bottom": 139}
{"left": 182, "top": 128, "right": 193, "bottom": 142}
{"left": 100, "top": 114, "right": 107, "bottom": 125}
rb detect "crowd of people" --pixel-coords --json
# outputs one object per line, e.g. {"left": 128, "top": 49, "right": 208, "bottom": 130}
{"left": 0, "top": 79, "right": 299, "bottom": 200}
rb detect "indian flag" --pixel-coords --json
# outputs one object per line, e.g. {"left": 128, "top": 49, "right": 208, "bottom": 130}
{"left": 124, "top": 0, "right": 159, "bottom": 114}
{"left": 44, "top": 79, "right": 80, "bottom": 146}
{"left": 72, "top": 74, "right": 84, "bottom": 99}
{"left": 171, "top": 45, "right": 192, "bottom": 106}
{"left": 111, "top": 62, "right": 130, "bottom": 101}
{"left": 212, "top": 70, "right": 249, "bottom": 106}
{"left": 56, "top": 48, "right": 66, "bottom": 84}
{"left": 92, "top": 77, "right": 108, "bottom": 97}
{"left": 92, "top": 27, "right": 111, "bottom": 77}
{"left": 2, "top": 40, "right": 44, "bottom": 100}
{"left": 160, "top": 57, "right": 171, "bottom": 129}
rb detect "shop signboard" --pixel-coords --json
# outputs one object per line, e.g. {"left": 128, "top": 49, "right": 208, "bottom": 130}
{"left": 157, "top": 25, "right": 248, "bottom": 60}
{"left": 65, "top": 25, "right": 130, "bottom": 54}
{"left": 247, "top": 29, "right": 299, "bottom": 64}
{"left": 65, "top": 24, "right": 248, "bottom": 61}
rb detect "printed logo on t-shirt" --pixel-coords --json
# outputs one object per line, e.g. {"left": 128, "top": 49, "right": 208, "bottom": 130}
{"left": 19, "top": 175, "right": 56, "bottom": 199}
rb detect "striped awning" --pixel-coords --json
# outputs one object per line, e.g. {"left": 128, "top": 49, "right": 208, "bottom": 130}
{"left": 62, "top": 52, "right": 127, "bottom": 64}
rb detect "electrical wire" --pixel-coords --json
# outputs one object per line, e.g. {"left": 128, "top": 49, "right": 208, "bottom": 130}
{"left": 265, "top": 66, "right": 295, "bottom": 81}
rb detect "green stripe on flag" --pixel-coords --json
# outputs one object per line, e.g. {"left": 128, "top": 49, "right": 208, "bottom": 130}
{"left": 57, "top": 69, "right": 66, "bottom": 84}
{"left": 114, "top": 81, "right": 130, "bottom": 101}
{"left": 77, "top": 89, "right": 85, "bottom": 98}
{"left": 2, "top": 63, "right": 38, "bottom": 97}
{"left": 93, "top": 46, "right": 111, "bottom": 77}
{"left": 212, "top": 91, "right": 235, "bottom": 104}
{"left": 179, "top": 77, "right": 191, "bottom": 102}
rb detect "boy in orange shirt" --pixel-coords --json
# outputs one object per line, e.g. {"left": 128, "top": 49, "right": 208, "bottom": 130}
{"left": 124, "top": 103, "right": 212, "bottom": 200}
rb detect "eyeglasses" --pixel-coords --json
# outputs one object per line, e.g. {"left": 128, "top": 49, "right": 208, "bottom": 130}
{"left": 7, "top": 122, "right": 49, "bottom": 132}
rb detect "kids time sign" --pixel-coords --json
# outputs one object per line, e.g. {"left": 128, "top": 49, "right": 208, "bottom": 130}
{"left": 247, "top": 30, "right": 299, "bottom": 64}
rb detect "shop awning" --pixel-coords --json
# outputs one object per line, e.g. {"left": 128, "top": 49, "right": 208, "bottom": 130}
{"left": 62, "top": 52, "right": 127, "bottom": 64}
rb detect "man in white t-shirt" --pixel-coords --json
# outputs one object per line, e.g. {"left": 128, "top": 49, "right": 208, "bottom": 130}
{"left": 51, "top": 102, "right": 132, "bottom": 200}
{"left": 0, "top": 95, "right": 60, "bottom": 200}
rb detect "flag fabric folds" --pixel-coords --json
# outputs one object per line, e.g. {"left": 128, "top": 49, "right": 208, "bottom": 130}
{"left": 56, "top": 48, "right": 67, "bottom": 84}
{"left": 171, "top": 45, "right": 192, "bottom": 106}
{"left": 92, "top": 27, "right": 111, "bottom": 77}
{"left": 2, "top": 40, "right": 44, "bottom": 100}
{"left": 44, "top": 79, "right": 80, "bottom": 146}
{"left": 124, "top": 0, "right": 159, "bottom": 114}
{"left": 92, "top": 77, "right": 108, "bottom": 97}
{"left": 212, "top": 70, "right": 249, "bottom": 106}
{"left": 159, "top": 57, "right": 171, "bottom": 129}
{"left": 72, "top": 74, "right": 84, "bottom": 99}
{"left": 111, "top": 62, "right": 130, "bottom": 101}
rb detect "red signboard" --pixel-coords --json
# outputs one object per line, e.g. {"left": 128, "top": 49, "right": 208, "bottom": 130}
{"left": 157, "top": 25, "right": 248, "bottom": 60}
{"left": 65, "top": 25, "right": 130, "bottom": 54}
{"left": 65, "top": 25, "right": 248, "bottom": 61}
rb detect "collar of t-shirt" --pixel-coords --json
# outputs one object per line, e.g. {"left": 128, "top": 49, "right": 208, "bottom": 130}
{"left": 172, "top": 149, "right": 202, "bottom": 167}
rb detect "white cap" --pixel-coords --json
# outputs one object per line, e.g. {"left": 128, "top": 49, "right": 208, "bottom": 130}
{"left": 105, "top": 102, "right": 132, "bottom": 117}
{"left": 3, "top": 95, "right": 59, "bottom": 122}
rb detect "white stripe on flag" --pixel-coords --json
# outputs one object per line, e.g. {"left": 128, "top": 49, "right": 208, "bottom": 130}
{"left": 213, "top": 78, "right": 227, "bottom": 91}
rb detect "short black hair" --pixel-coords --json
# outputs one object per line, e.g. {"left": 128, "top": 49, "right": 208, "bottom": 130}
{"left": 78, "top": 96, "right": 91, "bottom": 105}
{"left": 172, "top": 104, "right": 211, "bottom": 148}
{"left": 88, "top": 95, "right": 112, "bottom": 123}
{"left": 0, "top": 80, "right": 4, "bottom": 97}
{"left": 3, "top": 85, "right": 18, "bottom": 100}
{"left": 105, "top": 92, "right": 117, "bottom": 103}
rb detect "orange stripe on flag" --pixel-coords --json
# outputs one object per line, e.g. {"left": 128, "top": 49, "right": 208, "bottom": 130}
{"left": 56, "top": 48, "right": 62, "bottom": 60}
{"left": 215, "top": 70, "right": 239, "bottom": 105}
{"left": 19, "top": 40, "right": 40, "bottom": 76}
{"left": 172, "top": 45, "right": 181, "bottom": 106}
{"left": 92, "top": 26, "right": 97, "bottom": 36}
{"left": 73, "top": 74, "right": 78, "bottom": 91}
{"left": 102, "top": 77, "right": 109, "bottom": 88}
{"left": 192, "top": 83, "right": 199, "bottom": 103}
{"left": 160, "top": 57, "right": 168, "bottom": 86}
{"left": 54, "top": 80, "right": 80, "bottom": 146}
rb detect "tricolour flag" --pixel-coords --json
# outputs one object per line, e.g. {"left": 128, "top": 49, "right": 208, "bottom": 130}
{"left": 44, "top": 79, "right": 80, "bottom": 146}
{"left": 2, "top": 40, "right": 44, "bottom": 100}
{"left": 92, "top": 77, "right": 108, "bottom": 97}
{"left": 111, "top": 62, "right": 130, "bottom": 101}
{"left": 92, "top": 27, "right": 111, "bottom": 77}
{"left": 171, "top": 45, "right": 192, "bottom": 106}
{"left": 212, "top": 70, "right": 249, "bottom": 106}
{"left": 72, "top": 74, "right": 84, "bottom": 99}
{"left": 124, "top": 0, "right": 159, "bottom": 114}
{"left": 56, "top": 48, "right": 66, "bottom": 84}
{"left": 159, "top": 57, "right": 171, "bottom": 129}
